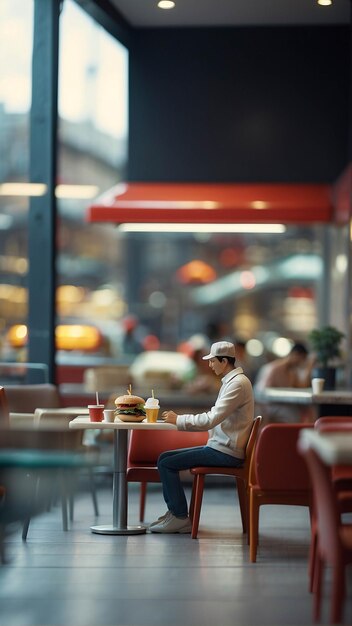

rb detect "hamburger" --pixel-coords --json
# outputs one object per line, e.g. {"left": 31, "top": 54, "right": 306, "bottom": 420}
{"left": 114, "top": 394, "right": 146, "bottom": 418}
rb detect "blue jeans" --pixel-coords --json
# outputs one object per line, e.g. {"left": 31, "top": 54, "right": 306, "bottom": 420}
{"left": 157, "top": 445, "right": 243, "bottom": 518}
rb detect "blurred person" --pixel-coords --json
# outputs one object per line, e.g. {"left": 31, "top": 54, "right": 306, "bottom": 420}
{"left": 255, "top": 342, "right": 314, "bottom": 389}
{"left": 254, "top": 342, "right": 316, "bottom": 424}
{"left": 121, "top": 315, "right": 144, "bottom": 355}
{"left": 234, "top": 339, "right": 246, "bottom": 365}
{"left": 184, "top": 347, "right": 221, "bottom": 394}
{"left": 148, "top": 341, "right": 254, "bottom": 534}
{"left": 142, "top": 334, "right": 160, "bottom": 351}
{"left": 232, "top": 337, "right": 257, "bottom": 382}
{"left": 181, "top": 334, "right": 220, "bottom": 395}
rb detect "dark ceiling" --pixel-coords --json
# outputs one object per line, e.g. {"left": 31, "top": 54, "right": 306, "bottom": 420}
{"left": 109, "top": 0, "right": 350, "bottom": 28}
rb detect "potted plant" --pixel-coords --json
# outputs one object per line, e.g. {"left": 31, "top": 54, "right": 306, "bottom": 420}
{"left": 308, "top": 325, "right": 345, "bottom": 390}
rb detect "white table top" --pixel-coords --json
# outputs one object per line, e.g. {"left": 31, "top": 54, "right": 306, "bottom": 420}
{"left": 69, "top": 416, "right": 177, "bottom": 431}
{"left": 299, "top": 428, "right": 352, "bottom": 465}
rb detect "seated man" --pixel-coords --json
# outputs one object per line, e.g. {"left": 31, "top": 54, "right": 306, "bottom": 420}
{"left": 149, "top": 341, "right": 254, "bottom": 534}
{"left": 254, "top": 342, "right": 315, "bottom": 424}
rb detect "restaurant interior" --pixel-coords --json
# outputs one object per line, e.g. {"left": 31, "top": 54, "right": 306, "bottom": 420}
{"left": 1, "top": 0, "right": 352, "bottom": 624}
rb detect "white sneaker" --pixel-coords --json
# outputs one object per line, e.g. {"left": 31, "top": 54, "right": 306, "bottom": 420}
{"left": 148, "top": 511, "right": 171, "bottom": 528}
{"left": 150, "top": 513, "right": 192, "bottom": 534}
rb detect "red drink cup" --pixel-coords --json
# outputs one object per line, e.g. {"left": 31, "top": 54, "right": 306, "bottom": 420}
{"left": 88, "top": 404, "right": 104, "bottom": 422}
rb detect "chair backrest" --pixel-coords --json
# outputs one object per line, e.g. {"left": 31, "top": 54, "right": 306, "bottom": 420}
{"left": 0, "top": 386, "right": 10, "bottom": 427}
{"left": 128, "top": 429, "right": 208, "bottom": 466}
{"left": 299, "top": 445, "right": 341, "bottom": 560}
{"left": 34, "top": 411, "right": 83, "bottom": 451}
{"left": 315, "top": 416, "right": 352, "bottom": 431}
{"left": 242, "top": 415, "right": 262, "bottom": 473}
{"left": 317, "top": 423, "right": 352, "bottom": 434}
{"left": 253, "top": 423, "right": 313, "bottom": 490}
{"left": 4, "top": 384, "right": 61, "bottom": 413}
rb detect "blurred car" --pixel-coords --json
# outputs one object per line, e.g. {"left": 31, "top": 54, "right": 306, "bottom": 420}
{"left": 129, "top": 350, "right": 197, "bottom": 391}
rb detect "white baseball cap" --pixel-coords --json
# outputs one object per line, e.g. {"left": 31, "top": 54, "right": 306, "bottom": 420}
{"left": 202, "top": 341, "right": 236, "bottom": 360}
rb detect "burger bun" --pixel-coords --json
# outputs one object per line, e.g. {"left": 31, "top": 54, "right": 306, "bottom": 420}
{"left": 115, "top": 394, "right": 145, "bottom": 407}
{"left": 114, "top": 394, "right": 146, "bottom": 422}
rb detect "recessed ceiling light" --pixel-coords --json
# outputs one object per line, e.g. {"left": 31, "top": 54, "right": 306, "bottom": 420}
{"left": 158, "top": 1, "right": 175, "bottom": 9}
{"left": 317, "top": 0, "right": 332, "bottom": 5}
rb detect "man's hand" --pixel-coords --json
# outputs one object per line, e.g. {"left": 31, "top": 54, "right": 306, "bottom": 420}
{"left": 162, "top": 410, "right": 178, "bottom": 425}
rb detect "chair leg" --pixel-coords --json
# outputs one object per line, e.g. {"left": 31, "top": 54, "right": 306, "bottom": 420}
{"left": 22, "top": 472, "right": 40, "bottom": 541}
{"left": 0, "top": 525, "right": 7, "bottom": 564}
{"left": 189, "top": 479, "right": 195, "bottom": 521}
{"left": 22, "top": 517, "right": 30, "bottom": 541}
{"left": 59, "top": 471, "right": 68, "bottom": 532}
{"left": 313, "top": 553, "right": 323, "bottom": 622}
{"left": 331, "top": 562, "right": 345, "bottom": 624}
{"left": 309, "top": 526, "right": 318, "bottom": 593}
{"left": 191, "top": 475, "right": 205, "bottom": 539}
{"left": 249, "top": 488, "right": 260, "bottom": 562}
{"left": 140, "top": 482, "right": 147, "bottom": 522}
{"left": 235, "top": 478, "right": 247, "bottom": 534}
{"left": 66, "top": 469, "right": 98, "bottom": 521}
{"left": 69, "top": 493, "right": 74, "bottom": 522}
{"left": 88, "top": 468, "right": 99, "bottom": 517}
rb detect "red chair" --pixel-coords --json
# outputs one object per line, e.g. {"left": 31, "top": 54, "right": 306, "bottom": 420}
{"left": 314, "top": 416, "right": 352, "bottom": 429}
{"left": 299, "top": 444, "right": 352, "bottom": 624}
{"left": 189, "top": 415, "right": 262, "bottom": 539}
{"left": 314, "top": 419, "right": 352, "bottom": 495}
{"left": 0, "top": 387, "right": 10, "bottom": 428}
{"left": 308, "top": 417, "right": 352, "bottom": 594}
{"left": 249, "top": 423, "right": 313, "bottom": 563}
{"left": 127, "top": 429, "right": 208, "bottom": 522}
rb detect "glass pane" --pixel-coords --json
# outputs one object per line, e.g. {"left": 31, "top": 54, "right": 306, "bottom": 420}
{"left": 114, "top": 225, "right": 323, "bottom": 362}
{"left": 56, "top": 0, "right": 129, "bottom": 375}
{"left": 0, "top": 0, "right": 33, "bottom": 363}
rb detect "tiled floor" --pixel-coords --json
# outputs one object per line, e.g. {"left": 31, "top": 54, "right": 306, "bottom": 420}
{"left": 0, "top": 475, "right": 351, "bottom": 626}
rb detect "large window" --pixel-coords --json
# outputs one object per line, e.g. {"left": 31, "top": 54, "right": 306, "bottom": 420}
{"left": 0, "top": 0, "right": 129, "bottom": 365}
{"left": 56, "top": 0, "right": 129, "bottom": 361}
{"left": 0, "top": 0, "right": 329, "bottom": 382}
{"left": 0, "top": 0, "right": 33, "bottom": 361}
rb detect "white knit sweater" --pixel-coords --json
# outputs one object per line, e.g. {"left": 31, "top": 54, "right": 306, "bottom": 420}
{"left": 176, "top": 367, "right": 254, "bottom": 459}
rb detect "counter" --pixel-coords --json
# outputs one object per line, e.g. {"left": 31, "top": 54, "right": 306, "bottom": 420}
{"left": 255, "top": 388, "right": 352, "bottom": 417}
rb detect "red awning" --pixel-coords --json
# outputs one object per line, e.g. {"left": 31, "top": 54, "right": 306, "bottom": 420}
{"left": 86, "top": 182, "right": 333, "bottom": 225}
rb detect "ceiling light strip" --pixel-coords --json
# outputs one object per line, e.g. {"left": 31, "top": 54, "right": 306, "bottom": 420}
{"left": 118, "top": 223, "right": 286, "bottom": 233}
{"left": 0, "top": 183, "right": 99, "bottom": 199}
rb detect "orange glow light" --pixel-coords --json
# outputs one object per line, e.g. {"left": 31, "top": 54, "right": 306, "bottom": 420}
{"left": 7, "top": 324, "right": 28, "bottom": 348}
{"left": 176, "top": 260, "right": 217, "bottom": 284}
{"left": 55, "top": 325, "right": 102, "bottom": 351}
{"left": 7, "top": 324, "right": 103, "bottom": 352}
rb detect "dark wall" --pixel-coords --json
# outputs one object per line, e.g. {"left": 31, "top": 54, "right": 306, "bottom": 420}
{"left": 128, "top": 26, "right": 350, "bottom": 183}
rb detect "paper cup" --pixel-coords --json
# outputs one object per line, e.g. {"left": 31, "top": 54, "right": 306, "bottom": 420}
{"left": 103, "top": 409, "right": 115, "bottom": 423}
{"left": 311, "top": 378, "right": 325, "bottom": 394}
{"left": 145, "top": 408, "right": 159, "bottom": 423}
{"left": 88, "top": 404, "right": 104, "bottom": 422}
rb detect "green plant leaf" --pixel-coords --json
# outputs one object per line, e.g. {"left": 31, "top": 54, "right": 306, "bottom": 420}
{"left": 308, "top": 325, "right": 345, "bottom": 367}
